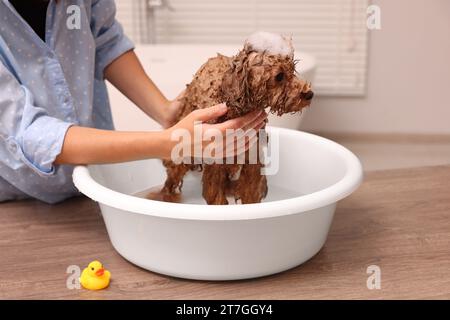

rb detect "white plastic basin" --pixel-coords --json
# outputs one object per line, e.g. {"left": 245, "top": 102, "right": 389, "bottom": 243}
{"left": 72, "top": 128, "right": 362, "bottom": 280}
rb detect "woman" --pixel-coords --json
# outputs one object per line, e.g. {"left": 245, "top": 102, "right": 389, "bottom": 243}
{"left": 0, "top": 0, "right": 266, "bottom": 203}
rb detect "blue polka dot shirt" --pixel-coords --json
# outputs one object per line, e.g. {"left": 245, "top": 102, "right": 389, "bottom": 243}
{"left": 0, "top": 0, "right": 134, "bottom": 203}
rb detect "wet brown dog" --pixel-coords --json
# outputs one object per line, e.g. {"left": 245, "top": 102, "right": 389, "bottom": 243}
{"left": 158, "top": 33, "right": 313, "bottom": 205}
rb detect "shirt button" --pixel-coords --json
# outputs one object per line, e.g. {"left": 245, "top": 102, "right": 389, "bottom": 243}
{"left": 8, "top": 140, "right": 17, "bottom": 151}
{"left": 7, "top": 140, "right": 19, "bottom": 158}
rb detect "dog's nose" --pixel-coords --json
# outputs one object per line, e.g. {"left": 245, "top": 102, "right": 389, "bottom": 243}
{"left": 302, "top": 91, "right": 314, "bottom": 101}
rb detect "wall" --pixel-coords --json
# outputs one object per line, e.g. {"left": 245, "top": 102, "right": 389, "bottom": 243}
{"left": 301, "top": 0, "right": 450, "bottom": 134}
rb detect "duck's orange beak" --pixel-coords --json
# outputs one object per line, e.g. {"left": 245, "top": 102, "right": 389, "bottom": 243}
{"left": 95, "top": 268, "right": 105, "bottom": 276}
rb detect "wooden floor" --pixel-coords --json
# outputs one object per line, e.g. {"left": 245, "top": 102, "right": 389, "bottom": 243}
{"left": 1, "top": 165, "right": 449, "bottom": 299}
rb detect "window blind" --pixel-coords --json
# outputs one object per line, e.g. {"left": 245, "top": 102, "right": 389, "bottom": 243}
{"left": 115, "top": 0, "right": 148, "bottom": 43}
{"left": 115, "top": 0, "right": 369, "bottom": 96}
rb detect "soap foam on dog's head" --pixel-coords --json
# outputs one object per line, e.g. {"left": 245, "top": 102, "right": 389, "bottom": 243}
{"left": 245, "top": 31, "right": 294, "bottom": 57}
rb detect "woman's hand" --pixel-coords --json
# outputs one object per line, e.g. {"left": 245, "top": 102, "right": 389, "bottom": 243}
{"left": 161, "top": 90, "right": 185, "bottom": 129}
{"left": 161, "top": 103, "right": 267, "bottom": 162}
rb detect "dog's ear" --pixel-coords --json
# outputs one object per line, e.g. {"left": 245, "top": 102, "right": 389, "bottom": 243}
{"left": 220, "top": 50, "right": 252, "bottom": 117}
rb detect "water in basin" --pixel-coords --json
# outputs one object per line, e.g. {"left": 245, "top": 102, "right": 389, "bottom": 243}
{"left": 133, "top": 177, "right": 302, "bottom": 205}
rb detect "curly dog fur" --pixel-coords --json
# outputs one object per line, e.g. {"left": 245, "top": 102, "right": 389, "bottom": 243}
{"left": 156, "top": 34, "right": 314, "bottom": 205}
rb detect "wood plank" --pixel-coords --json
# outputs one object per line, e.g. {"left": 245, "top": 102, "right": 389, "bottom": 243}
{"left": 0, "top": 165, "right": 449, "bottom": 299}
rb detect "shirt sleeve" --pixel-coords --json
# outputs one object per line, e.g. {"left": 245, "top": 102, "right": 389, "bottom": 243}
{"left": 91, "top": 0, "right": 135, "bottom": 80}
{"left": 0, "top": 62, "right": 73, "bottom": 177}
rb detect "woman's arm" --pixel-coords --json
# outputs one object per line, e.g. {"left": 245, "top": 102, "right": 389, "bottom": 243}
{"left": 104, "top": 50, "right": 179, "bottom": 128}
{"left": 55, "top": 105, "right": 267, "bottom": 165}
{"left": 54, "top": 126, "right": 169, "bottom": 165}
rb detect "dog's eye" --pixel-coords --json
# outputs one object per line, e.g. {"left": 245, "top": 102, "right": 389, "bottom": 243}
{"left": 275, "top": 72, "right": 284, "bottom": 82}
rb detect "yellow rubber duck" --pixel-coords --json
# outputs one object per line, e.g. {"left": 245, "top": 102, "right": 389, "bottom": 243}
{"left": 80, "top": 260, "right": 111, "bottom": 290}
